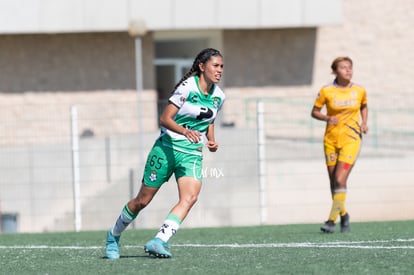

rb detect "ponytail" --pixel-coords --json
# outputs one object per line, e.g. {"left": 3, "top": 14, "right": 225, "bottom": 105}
{"left": 171, "top": 48, "right": 222, "bottom": 94}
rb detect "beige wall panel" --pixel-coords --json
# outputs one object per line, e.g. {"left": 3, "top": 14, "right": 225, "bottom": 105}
{"left": 0, "top": 32, "right": 155, "bottom": 92}
{"left": 223, "top": 28, "right": 316, "bottom": 87}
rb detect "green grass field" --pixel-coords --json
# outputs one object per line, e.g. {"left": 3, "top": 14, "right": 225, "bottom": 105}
{"left": 1, "top": 220, "right": 413, "bottom": 275}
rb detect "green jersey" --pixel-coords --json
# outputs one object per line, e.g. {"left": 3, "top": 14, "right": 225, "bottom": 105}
{"left": 159, "top": 75, "right": 225, "bottom": 156}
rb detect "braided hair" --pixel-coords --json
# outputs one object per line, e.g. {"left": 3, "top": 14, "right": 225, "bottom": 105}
{"left": 171, "top": 48, "right": 222, "bottom": 93}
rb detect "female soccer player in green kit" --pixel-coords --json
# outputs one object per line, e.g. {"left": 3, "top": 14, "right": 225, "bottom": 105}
{"left": 311, "top": 56, "right": 368, "bottom": 233}
{"left": 105, "top": 48, "right": 225, "bottom": 258}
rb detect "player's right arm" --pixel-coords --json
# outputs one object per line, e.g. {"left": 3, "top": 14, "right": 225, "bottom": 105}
{"left": 159, "top": 102, "right": 201, "bottom": 143}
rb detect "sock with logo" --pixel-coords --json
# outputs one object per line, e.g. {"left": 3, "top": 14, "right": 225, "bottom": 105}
{"left": 155, "top": 213, "right": 182, "bottom": 243}
{"left": 112, "top": 204, "right": 138, "bottom": 236}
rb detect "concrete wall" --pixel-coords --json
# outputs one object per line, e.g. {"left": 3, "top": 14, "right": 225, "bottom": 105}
{"left": 1, "top": 28, "right": 317, "bottom": 93}
{"left": 0, "top": 0, "right": 342, "bottom": 34}
{"left": 2, "top": 125, "right": 412, "bottom": 233}
{"left": 313, "top": 0, "right": 414, "bottom": 96}
{"left": 0, "top": 33, "right": 155, "bottom": 92}
{"left": 223, "top": 28, "right": 316, "bottom": 87}
{"left": 0, "top": 90, "right": 158, "bottom": 146}
{"left": 1, "top": 0, "right": 412, "bottom": 97}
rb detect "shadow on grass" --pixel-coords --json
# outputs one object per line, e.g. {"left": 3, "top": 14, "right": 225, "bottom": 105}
{"left": 102, "top": 255, "right": 171, "bottom": 260}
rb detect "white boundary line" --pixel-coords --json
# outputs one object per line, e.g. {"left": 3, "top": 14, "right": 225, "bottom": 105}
{"left": 1, "top": 239, "right": 414, "bottom": 250}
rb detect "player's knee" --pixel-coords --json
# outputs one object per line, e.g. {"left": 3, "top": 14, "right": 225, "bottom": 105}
{"left": 131, "top": 196, "right": 151, "bottom": 210}
{"left": 181, "top": 194, "right": 198, "bottom": 208}
{"left": 335, "top": 178, "right": 347, "bottom": 189}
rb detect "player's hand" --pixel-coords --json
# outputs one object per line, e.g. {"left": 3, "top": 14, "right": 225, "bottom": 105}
{"left": 361, "top": 123, "right": 368, "bottom": 134}
{"left": 207, "top": 140, "right": 219, "bottom": 152}
{"left": 183, "top": 129, "right": 201, "bottom": 143}
{"left": 327, "top": 116, "right": 339, "bottom": 125}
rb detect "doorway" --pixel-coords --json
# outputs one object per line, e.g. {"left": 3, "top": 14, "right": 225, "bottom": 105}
{"left": 154, "top": 39, "right": 208, "bottom": 117}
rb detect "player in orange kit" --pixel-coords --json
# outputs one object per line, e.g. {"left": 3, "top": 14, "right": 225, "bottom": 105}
{"left": 311, "top": 56, "right": 368, "bottom": 233}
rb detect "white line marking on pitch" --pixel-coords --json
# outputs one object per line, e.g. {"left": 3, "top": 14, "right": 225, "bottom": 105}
{"left": 0, "top": 239, "right": 414, "bottom": 250}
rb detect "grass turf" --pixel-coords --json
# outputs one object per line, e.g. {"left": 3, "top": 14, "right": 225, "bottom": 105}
{"left": 0, "top": 220, "right": 413, "bottom": 275}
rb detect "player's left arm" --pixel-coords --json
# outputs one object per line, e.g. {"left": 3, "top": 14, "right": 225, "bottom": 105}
{"left": 360, "top": 103, "right": 368, "bottom": 134}
{"left": 206, "top": 122, "right": 218, "bottom": 152}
